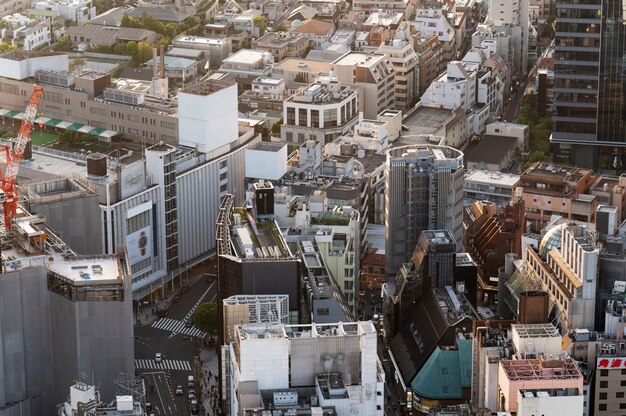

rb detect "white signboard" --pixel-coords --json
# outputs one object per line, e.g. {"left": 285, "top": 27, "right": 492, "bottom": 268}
{"left": 127, "top": 226, "right": 152, "bottom": 265}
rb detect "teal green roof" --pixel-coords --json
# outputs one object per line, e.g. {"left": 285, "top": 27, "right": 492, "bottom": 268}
{"left": 410, "top": 338, "right": 472, "bottom": 399}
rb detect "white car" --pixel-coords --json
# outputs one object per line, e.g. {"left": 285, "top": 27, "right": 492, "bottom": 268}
{"left": 155, "top": 352, "right": 163, "bottom": 363}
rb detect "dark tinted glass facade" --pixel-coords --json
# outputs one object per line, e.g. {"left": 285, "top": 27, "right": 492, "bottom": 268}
{"left": 597, "top": 0, "right": 626, "bottom": 142}
{"left": 552, "top": 0, "right": 626, "bottom": 164}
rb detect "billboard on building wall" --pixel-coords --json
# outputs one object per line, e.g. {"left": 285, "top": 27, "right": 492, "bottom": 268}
{"left": 127, "top": 226, "right": 152, "bottom": 265}
{"left": 120, "top": 161, "right": 146, "bottom": 199}
{"left": 597, "top": 357, "right": 626, "bottom": 369}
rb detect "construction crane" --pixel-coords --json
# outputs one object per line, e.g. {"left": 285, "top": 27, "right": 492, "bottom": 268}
{"left": 0, "top": 85, "right": 43, "bottom": 229}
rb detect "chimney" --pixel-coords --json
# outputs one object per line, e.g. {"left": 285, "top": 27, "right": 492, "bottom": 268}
{"left": 160, "top": 45, "right": 165, "bottom": 78}
{"left": 152, "top": 47, "right": 158, "bottom": 80}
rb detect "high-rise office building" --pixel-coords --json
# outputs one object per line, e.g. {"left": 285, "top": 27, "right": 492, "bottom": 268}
{"left": 384, "top": 145, "right": 464, "bottom": 277}
{"left": 551, "top": 0, "right": 626, "bottom": 167}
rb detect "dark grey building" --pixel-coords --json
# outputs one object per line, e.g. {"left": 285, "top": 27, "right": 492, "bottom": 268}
{"left": 0, "top": 213, "right": 133, "bottom": 416}
{"left": 216, "top": 191, "right": 301, "bottom": 328}
{"left": 552, "top": 0, "right": 626, "bottom": 167}
{"left": 413, "top": 230, "right": 457, "bottom": 291}
{"left": 385, "top": 145, "right": 464, "bottom": 277}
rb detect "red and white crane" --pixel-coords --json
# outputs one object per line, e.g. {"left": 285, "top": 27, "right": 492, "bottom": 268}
{"left": 0, "top": 85, "right": 43, "bottom": 229}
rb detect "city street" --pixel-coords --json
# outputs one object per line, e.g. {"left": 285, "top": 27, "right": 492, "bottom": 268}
{"left": 135, "top": 268, "right": 217, "bottom": 416}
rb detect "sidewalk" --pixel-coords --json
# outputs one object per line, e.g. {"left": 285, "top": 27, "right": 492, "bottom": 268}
{"left": 199, "top": 346, "right": 220, "bottom": 416}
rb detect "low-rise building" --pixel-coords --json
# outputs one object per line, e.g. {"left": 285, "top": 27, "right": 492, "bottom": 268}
{"left": 65, "top": 24, "right": 157, "bottom": 47}
{"left": 32, "top": 0, "right": 95, "bottom": 24}
{"left": 219, "top": 49, "right": 274, "bottom": 86}
{"left": 172, "top": 34, "right": 231, "bottom": 67}
{"left": 463, "top": 169, "right": 520, "bottom": 206}
{"left": 271, "top": 56, "right": 331, "bottom": 86}
{"left": 2, "top": 13, "right": 51, "bottom": 50}
{"left": 520, "top": 163, "right": 596, "bottom": 231}
{"left": 464, "top": 135, "right": 517, "bottom": 172}
{"left": 252, "top": 31, "right": 310, "bottom": 61}
{"left": 352, "top": 0, "right": 408, "bottom": 15}
{"left": 281, "top": 74, "right": 359, "bottom": 144}
{"left": 291, "top": 18, "right": 335, "bottom": 48}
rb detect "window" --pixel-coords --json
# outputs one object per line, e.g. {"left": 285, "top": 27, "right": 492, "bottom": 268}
{"left": 599, "top": 404, "right": 607, "bottom": 411}
{"left": 622, "top": 380, "right": 626, "bottom": 386}
{"left": 601, "top": 369, "right": 609, "bottom": 377}
{"left": 617, "top": 392, "right": 624, "bottom": 398}
{"left": 600, "top": 381, "right": 608, "bottom": 388}
{"left": 620, "top": 403, "right": 626, "bottom": 409}
{"left": 599, "top": 392, "right": 607, "bottom": 400}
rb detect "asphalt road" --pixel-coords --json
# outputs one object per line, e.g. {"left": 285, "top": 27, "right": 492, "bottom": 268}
{"left": 504, "top": 79, "right": 529, "bottom": 122}
{"left": 136, "top": 269, "right": 218, "bottom": 416}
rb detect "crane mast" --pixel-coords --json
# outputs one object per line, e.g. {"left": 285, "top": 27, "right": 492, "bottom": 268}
{"left": 0, "top": 85, "right": 43, "bottom": 229}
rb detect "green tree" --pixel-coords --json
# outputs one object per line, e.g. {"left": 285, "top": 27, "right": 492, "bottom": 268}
{"left": 53, "top": 35, "right": 72, "bottom": 51}
{"left": 69, "top": 57, "right": 86, "bottom": 73}
{"left": 273, "top": 22, "right": 287, "bottom": 32}
{"left": 125, "top": 41, "right": 138, "bottom": 56}
{"left": 252, "top": 15, "right": 267, "bottom": 37}
{"left": 193, "top": 301, "right": 218, "bottom": 337}
{"left": 164, "top": 23, "right": 177, "bottom": 39}
{"left": 136, "top": 41, "right": 153, "bottom": 63}
{"left": 0, "top": 42, "right": 17, "bottom": 54}
{"left": 271, "top": 119, "right": 282, "bottom": 135}
{"left": 523, "top": 149, "right": 548, "bottom": 171}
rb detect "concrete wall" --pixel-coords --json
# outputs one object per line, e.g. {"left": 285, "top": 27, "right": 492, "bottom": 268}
{"left": 178, "top": 84, "right": 239, "bottom": 153}
{"left": 30, "top": 194, "right": 103, "bottom": 254}
{"left": 244, "top": 145, "right": 288, "bottom": 180}
{"left": 0, "top": 263, "right": 132, "bottom": 414}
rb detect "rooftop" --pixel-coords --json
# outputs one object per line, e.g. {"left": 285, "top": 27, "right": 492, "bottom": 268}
{"left": 274, "top": 57, "right": 331, "bottom": 73}
{"left": 144, "top": 55, "right": 197, "bottom": 70}
{"left": 464, "top": 169, "right": 520, "bottom": 187}
{"left": 522, "top": 162, "right": 591, "bottom": 182}
{"left": 66, "top": 25, "right": 156, "bottom": 45}
{"left": 127, "top": 6, "right": 191, "bottom": 22}
{"left": 174, "top": 34, "right": 227, "bottom": 46}
{"left": 223, "top": 49, "right": 270, "bottom": 64}
{"left": 254, "top": 32, "right": 307, "bottom": 48}
{"left": 402, "top": 105, "right": 458, "bottom": 136}
{"left": 464, "top": 135, "right": 517, "bottom": 165}
{"left": 179, "top": 78, "right": 235, "bottom": 96}
{"left": 48, "top": 255, "right": 124, "bottom": 286}
{"left": 292, "top": 19, "right": 335, "bottom": 36}
{"left": 512, "top": 323, "right": 560, "bottom": 339}
{"left": 500, "top": 353, "right": 582, "bottom": 381}
{"left": 332, "top": 51, "right": 389, "bottom": 67}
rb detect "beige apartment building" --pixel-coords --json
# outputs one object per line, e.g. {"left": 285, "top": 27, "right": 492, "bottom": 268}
{"left": 331, "top": 52, "right": 395, "bottom": 119}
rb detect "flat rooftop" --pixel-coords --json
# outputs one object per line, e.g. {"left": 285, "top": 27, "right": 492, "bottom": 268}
{"left": 48, "top": 256, "right": 122, "bottom": 286}
{"left": 174, "top": 34, "right": 227, "bottom": 45}
{"left": 464, "top": 135, "right": 517, "bottom": 165}
{"left": 274, "top": 57, "right": 331, "bottom": 73}
{"left": 500, "top": 353, "right": 582, "bottom": 381}
{"left": 522, "top": 162, "right": 591, "bottom": 182}
{"left": 512, "top": 323, "right": 560, "bottom": 339}
{"left": 402, "top": 106, "right": 457, "bottom": 136}
{"left": 465, "top": 170, "right": 520, "bottom": 187}
{"left": 224, "top": 49, "right": 267, "bottom": 64}
{"left": 332, "top": 51, "right": 387, "bottom": 67}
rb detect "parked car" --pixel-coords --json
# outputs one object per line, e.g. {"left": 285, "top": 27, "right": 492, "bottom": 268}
{"left": 185, "top": 319, "right": 193, "bottom": 328}
{"left": 188, "top": 391, "right": 196, "bottom": 401}
{"left": 190, "top": 400, "right": 199, "bottom": 414}
{"left": 154, "top": 353, "right": 162, "bottom": 363}
{"left": 145, "top": 402, "right": 152, "bottom": 412}
{"left": 175, "top": 385, "right": 183, "bottom": 395}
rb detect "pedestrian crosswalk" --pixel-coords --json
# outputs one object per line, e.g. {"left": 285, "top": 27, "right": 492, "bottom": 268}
{"left": 135, "top": 359, "right": 192, "bottom": 371}
{"left": 152, "top": 317, "right": 207, "bottom": 338}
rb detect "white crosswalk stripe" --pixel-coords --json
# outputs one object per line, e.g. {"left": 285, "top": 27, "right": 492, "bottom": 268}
{"left": 135, "top": 359, "right": 192, "bottom": 372}
{"left": 151, "top": 317, "right": 207, "bottom": 338}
